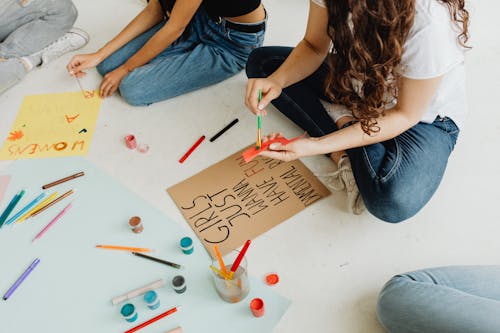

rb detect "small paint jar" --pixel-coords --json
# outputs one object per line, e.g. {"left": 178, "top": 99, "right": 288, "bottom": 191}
{"left": 172, "top": 275, "right": 186, "bottom": 294}
{"left": 129, "top": 216, "right": 143, "bottom": 233}
{"left": 250, "top": 298, "right": 265, "bottom": 317}
{"left": 137, "top": 143, "right": 149, "bottom": 153}
{"left": 120, "top": 303, "right": 138, "bottom": 322}
{"left": 265, "top": 273, "right": 280, "bottom": 286}
{"left": 125, "top": 135, "right": 137, "bottom": 149}
{"left": 179, "top": 237, "right": 193, "bottom": 255}
{"left": 143, "top": 290, "right": 160, "bottom": 310}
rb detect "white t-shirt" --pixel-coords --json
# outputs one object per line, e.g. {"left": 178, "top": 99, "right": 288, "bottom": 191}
{"left": 311, "top": 0, "right": 468, "bottom": 128}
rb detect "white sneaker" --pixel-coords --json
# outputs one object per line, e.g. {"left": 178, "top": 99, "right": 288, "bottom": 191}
{"left": 38, "top": 28, "right": 89, "bottom": 66}
{"left": 321, "top": 155, "right": 365, "bottom": 215}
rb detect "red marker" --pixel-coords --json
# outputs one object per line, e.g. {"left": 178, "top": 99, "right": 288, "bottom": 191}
{"left": 124, "top": 306, "right": 180, "bottom": 333}
{"left": 179, "top": 135, "right": 205, "bottom": 163}
{"left": 228, "top": 240, "right": 251, "bottom": 279}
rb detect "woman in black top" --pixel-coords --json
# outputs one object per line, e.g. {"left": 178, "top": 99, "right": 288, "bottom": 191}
{"left": 67, "top": 0, "right": 266, "bottom": 106}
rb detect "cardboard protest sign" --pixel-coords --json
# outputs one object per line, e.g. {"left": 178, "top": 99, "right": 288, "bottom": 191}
{"left": 167, "top": 147, "right": 331, "bottom": 258}
{"left": 0, "top": 91, "right": 101, "bottom": 160}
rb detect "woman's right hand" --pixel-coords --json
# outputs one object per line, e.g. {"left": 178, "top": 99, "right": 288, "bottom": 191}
{"left": 67, "top": 52, "right": 103, "bottom": 78}
{"left": 245, "top": 77, "right": 283, "bottom": 116}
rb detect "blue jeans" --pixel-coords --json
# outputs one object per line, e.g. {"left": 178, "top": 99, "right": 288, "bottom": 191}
{"left": 0, "top": 0, "right": 77, "bottom": 94}
{"left": 377, "top": 266, "right": 500, "bottom": 333}
{"left": 246, "top": 47, "right": 460, "bottom": 223}
{"left": 97, "top": 7, "right": 265, "bottom": 106}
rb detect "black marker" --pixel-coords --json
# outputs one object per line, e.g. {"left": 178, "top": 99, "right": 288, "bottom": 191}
{"left": 209, "top": 118, "right": 239, "bottom": 142}
{"left": 132, "top": 252, "right": 181, "bottom": 269}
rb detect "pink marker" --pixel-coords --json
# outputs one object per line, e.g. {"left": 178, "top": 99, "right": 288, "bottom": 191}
{"left": 32, "top": 203, "right": 72, "bottom": 242}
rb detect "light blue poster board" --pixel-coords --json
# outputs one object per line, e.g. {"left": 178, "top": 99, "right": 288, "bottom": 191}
{"left": 0, "top": 157, "right": 290, "bottom": 332}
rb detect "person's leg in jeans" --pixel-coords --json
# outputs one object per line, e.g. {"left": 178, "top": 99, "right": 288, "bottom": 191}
{"left": 117, "top": 41, "right": 255, "bottom": 106}
{"left": 0, "top": 57, "right": 28, "bottom": 93}
{"left": 96, "top": 20, "right": 210, "bottom": 105}
{"left": 0, "top": 0, "right": 77, "bottom": 57}
{"left": 245, "top": 46, "right": 459, "bottom": 222}
{"left": 377, "top": 266, "right": 500, "bottom": 333}
{"left": 96, "top": 22, "right": 166, "bottom": 77}
{"left": 100, "top": 9, "right": 265, "bottom": 106}
{"left": 246, "top": 46, "right": 337, "bottom": 137}
{"left": 0, "top": 0, "right": 81, "bottom": 94}
{"left": 348, "top": 118, "right": 458, "bottom": 222}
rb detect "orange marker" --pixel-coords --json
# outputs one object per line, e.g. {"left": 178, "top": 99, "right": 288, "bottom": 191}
{"left": 213, "top": 245, "right": 228, "bottom": 277}
{"left": 96, "top": 245, "right": 152, "bottom": 253}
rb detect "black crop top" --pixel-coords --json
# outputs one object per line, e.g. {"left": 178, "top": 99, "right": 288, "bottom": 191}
{"left": 158, "top": 0, "right": 261, "bottom": 18}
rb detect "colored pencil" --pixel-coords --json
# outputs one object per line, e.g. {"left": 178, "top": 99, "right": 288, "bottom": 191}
{"left": 29, "top": 189, "right": 74, "bottom": 218}
{"left": 42, "top": 171, "right": 84, "bottom": 189}
{"left": 132, "top": 252, "right": 181, "bottom": 269}
{"left": 3, "top": 258, "right": 40, "bottom": 300}
{"left": 256, "top": 89, "right": 262, "bottom": 149}
{"left": 209, "top": 118, "right": 239, "bottom": 142}
{"left": 96, "top": 245, "right": 152, "bottom": 253}
{"left": 179, "top": 135, "right": 205, "bottom": 163}
{"left": 4, "top": 192, "right": 46, "bottom": 226}
{"left": 228, "top": 240, "right": 251, "bottom": 280}
{"left": 0, "top": 190, "right": 25, "bottom": 228}
{"left": 16, "top": 191, "right": 58, "bottom": 224}
{"left": 213, "top": 245, "right": 228, "bottom": 277}
{"left": 124, "top": 305, "right": 180, "bottom": 333}
{"left": 32, "top": 203, "right": 72, "bottom": 242}
{"left": 164, "top": 327, "right": 183, "bottom": 333}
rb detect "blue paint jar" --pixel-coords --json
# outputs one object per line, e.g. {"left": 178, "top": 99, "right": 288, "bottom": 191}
{"left": 180, "top": 237, "right": 193, "bottom": 255}
{"left": 120, "top": 303, "right": 138, "bottom": 322}
{"left": 143, "top": 290, "right": 160, "bottom": 310}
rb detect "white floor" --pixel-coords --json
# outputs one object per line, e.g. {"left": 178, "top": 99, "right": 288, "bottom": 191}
{"left": 1, "top": 0, "right": 499, "bottom": 332}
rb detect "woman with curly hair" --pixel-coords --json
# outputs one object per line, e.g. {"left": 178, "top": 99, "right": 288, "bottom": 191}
{"left": 245, "top": 0, "right": 470, "bottom": 223}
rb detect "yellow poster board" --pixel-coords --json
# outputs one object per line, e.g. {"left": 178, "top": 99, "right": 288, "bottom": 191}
{"left": 0, "top": 91, "right": 101, "bottom": 160}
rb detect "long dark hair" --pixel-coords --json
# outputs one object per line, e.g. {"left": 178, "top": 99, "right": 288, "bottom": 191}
{"left": 324, "top": 0, "right": 470, "bottom": 134}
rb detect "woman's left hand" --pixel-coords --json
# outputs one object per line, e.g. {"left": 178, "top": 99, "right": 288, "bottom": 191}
{"left": 258, "top": 133, "right": 317, "bottom": 162}
{"left": 99, "top": 66, "right": 129, "bottom": 98}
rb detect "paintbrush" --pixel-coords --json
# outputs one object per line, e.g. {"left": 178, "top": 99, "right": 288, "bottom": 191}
{"left": 75, "top": 76, "right": 93, "bottom": 98}
{"left": 256, "top": 89, "right": 262, "bottom": 149}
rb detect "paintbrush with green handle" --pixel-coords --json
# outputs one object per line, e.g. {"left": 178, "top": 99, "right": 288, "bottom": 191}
{"left": 256, "top": 89, "right": 262, "bottom": 149}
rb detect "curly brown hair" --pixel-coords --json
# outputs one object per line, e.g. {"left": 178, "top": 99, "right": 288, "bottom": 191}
{"left": 324, "top": 0, "right": 470, "bottom": 134}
